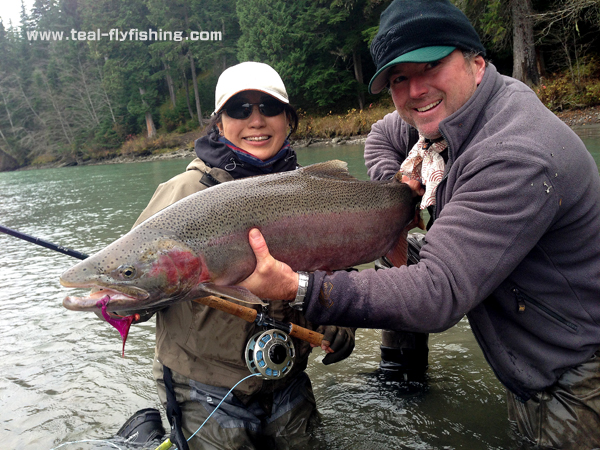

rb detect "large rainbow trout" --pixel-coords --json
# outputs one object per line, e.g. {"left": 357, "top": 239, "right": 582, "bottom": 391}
{"left": 61, "top": 160, "right": 415, "bottom": 313}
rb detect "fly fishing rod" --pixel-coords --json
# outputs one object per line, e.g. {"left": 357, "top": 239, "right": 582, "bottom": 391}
{"left": 193, "top": 295, "right": 323, "bottom": 346}
{"left": 0, "top": 224, "right": 324, "bottom": 346}
{"left": 5, "top": 224, "right": 322, "bottom": 450}
{"left": 0, "top": 224, "right": 88, "bottom": 260}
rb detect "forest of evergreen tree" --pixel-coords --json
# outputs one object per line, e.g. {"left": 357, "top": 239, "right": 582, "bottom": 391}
{"left": 1, "top": 0, "right": 599, "bottom": 169}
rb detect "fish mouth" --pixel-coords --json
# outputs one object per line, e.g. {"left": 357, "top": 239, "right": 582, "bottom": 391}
{"left": 62, "top": 286, "right": 150, "bottom": 312}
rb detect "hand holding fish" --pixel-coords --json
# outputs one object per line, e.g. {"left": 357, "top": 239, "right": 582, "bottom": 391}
{"left": 394, "top": 172, "right": 425, "bottom": 198}
{"left": 240, "top": 228, "right": 357, "bottom": 359}
{"left": 237, "top": 228, "right": 299, "bottom": 301}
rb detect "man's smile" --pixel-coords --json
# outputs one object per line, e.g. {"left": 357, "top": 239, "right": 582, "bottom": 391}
{"left": 416, "top": 99, "right": 442, "bottom": 112}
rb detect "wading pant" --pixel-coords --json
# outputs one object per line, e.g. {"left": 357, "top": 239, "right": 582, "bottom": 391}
{"left": 153, "top": 358, "right": 320, "bottom": 450}
{"left": 379, "top": 330, "right": 429, "bottom": 381}
{"left": 377, "top": 233, "right": 430, "bottom": 381}
{"left": 506, "top": 349, "right": 600, "bottom": 449}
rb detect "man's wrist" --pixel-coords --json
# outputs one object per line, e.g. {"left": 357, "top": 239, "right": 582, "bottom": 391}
{"left": 289, "top": 271, "right": 309, "bottom": 310}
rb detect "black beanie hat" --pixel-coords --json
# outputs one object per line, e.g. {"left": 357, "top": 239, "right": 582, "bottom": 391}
{"left": 369, "top": 0, "right": 486, "bottom": 94}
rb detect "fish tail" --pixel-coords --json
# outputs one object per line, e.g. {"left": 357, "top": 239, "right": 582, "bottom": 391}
{"left": 384, "top": 228, "right": 409, "bottom": 267}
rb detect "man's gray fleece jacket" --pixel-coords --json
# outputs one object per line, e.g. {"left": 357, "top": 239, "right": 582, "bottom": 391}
{"left": 303, "top": 63, "right": 600, "bottom": 401}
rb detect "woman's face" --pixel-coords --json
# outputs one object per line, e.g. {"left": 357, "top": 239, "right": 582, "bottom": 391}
{"left": 218, "top": 90, "right": 289, "bottom": 161}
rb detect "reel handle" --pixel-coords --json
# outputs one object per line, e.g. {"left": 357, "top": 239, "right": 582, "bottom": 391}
{"left": 192, "top": 296, "right": 324, "bottom": 346}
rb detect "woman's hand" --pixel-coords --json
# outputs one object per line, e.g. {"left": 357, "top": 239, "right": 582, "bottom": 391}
{"left": 314, "top": 326, "right": 356, "bottom": 365}
{"left": 237, "top": 228, "right": 299, "bottom": 301}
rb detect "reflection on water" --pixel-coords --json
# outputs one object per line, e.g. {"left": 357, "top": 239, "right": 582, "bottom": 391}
{"left": 1, "top": 126, "right": 599, "bottom": 449}
{"left": 572, "top": 125, "right": 600, "bottom": 169}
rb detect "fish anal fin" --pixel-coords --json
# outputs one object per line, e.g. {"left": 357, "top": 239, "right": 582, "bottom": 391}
{"left": 194, "top": 283, "right": 267, "bottom": 306}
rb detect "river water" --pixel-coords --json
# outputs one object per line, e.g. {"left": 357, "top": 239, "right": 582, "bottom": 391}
{"left": 1, "top": 125, "right": 599, "bottom": 449}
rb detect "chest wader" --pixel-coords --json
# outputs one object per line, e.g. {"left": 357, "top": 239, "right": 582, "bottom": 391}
{"left": 376, "top": 233, "right": 429, "bottom": 381}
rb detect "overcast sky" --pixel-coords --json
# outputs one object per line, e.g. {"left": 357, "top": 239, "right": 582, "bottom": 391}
{"left": 1, "top": 1, "right": 34, "bottom": 28}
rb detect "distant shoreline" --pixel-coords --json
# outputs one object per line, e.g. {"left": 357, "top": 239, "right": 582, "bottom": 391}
{"left": 18, "top": 135, "right": 370, "bottom": 170}
{"left": 13, "top": 105, "right": 600, "bottom": 171}
{"left": 554, "top": 105, "right": 600, "bottom": 127}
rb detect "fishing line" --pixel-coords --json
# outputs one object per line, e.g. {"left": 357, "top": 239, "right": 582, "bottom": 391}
{"left": 156, "top": 372, "right": 262, "bottom": 450}
{"left": 5, "top": 228, "right": 304, "bottom": 448}
{"left": 47, "top": 372, "right": 261, "bottom": 450}
{"left": 187, "top": 373, "right": 261, "bottom": 441}
{"left": 49, "top": 439, "right": 124, "bottom": 450}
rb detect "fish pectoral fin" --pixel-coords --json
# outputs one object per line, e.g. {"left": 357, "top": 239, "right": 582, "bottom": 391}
{"left": 193, "top": 283, "right": 267, "bottom": 306}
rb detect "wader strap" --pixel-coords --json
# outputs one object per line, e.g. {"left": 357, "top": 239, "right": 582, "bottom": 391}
{"left": 163, "top": 365, "right": 190, "bottom": 450}
{"left": 200, "top": 172, "right": 221, "bottom": 188}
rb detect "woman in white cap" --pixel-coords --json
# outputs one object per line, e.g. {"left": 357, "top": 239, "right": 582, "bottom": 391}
{"left": 129, "top": 61, "right": 355, "bottom": 450}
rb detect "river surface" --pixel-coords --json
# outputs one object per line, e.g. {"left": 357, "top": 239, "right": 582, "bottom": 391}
{"left": 1, "top": 125, "right": 600, "bottom": 449}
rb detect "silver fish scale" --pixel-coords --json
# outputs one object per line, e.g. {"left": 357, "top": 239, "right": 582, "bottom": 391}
{"left": 92, "top": 228, "right": 169, "bottom": 273}
{"left": 130, "top": 161, "right": 412, "bottom": 276}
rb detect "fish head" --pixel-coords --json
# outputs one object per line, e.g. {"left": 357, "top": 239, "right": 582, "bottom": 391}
{"left": 61, "top": 232, "right": 206, "bottom": 313}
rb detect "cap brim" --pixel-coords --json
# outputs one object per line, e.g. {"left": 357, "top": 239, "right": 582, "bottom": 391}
{"left": 368, "top": 46, "right": 456, "bottom": 94}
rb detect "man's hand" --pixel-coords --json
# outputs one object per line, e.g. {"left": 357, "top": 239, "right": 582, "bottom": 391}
{"left": 237, "top": 228, "right": 299, "bottom": 301}
{"left": 395, "top": 172, "right": 425, "bottom": 198}
{"left": 393, "top": 172, "right": 425, "bottom": 230}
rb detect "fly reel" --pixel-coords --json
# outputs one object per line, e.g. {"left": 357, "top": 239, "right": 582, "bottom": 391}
{"left": 244, "top": 329, "right": 295, "bottom": 379}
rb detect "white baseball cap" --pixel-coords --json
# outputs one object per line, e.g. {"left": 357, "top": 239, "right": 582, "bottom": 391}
{"left": 213, "top": 61, "right": 289, "bottom": 115}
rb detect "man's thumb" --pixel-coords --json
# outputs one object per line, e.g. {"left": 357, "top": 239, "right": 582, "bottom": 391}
{"left": 248, "top": 228, "right": 269, "bottom": 259}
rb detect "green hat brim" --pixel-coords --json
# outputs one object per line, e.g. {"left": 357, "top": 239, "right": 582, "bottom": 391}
{"left": 368, "top": 46, "right": 456, "bottom": 94}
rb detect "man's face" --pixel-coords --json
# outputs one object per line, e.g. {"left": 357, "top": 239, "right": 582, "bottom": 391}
{"left": 387, "top": 49, "right": 486, "bottom": 139}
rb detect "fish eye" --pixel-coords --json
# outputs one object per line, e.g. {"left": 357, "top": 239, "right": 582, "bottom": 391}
{"left": 117, "top": 265, "right": 137, "bottom": 279}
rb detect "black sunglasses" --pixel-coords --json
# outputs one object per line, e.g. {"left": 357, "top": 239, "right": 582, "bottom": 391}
{"left": 224, "top": 100, "right": 285, "bottom": 120}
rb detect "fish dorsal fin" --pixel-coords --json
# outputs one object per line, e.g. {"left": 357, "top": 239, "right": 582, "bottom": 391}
{"left": 300, "top": 160, "right": 358, "bottom": 181}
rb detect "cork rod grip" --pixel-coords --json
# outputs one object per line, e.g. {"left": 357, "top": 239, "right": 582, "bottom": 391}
{"left": 289, "top": 323, "right": 324, "bottom": 347}
{"left": 192, "top": 295, "right": 258, "bottom": 323}
{"left": 191, "top": 296, "right": 324, "bottom": 346}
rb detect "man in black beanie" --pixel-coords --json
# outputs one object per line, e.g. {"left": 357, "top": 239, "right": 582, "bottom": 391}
{"left": 237, "top": 1, "right": 600, "bottom": 448}
{"left": 368, "top": 0, "right": 488, "bottom": 393}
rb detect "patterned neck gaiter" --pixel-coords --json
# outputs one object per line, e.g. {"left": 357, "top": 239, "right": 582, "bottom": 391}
{"left": 400, "top": 135, "right": 448, "bottom": 209}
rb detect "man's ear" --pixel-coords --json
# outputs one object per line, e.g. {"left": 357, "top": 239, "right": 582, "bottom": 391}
{"left": 474, "top": 55, "right": 486, "bottom": 85}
